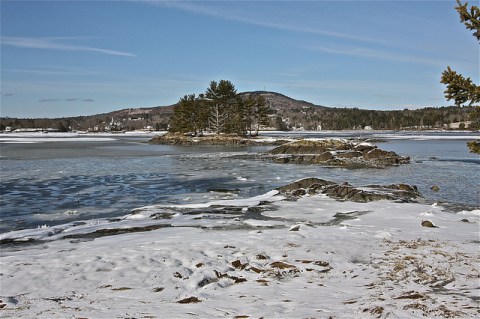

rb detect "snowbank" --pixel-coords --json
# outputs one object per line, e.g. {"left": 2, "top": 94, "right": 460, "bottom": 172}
{"left": 1, "top": 188, "right": 478, "bottom": 318}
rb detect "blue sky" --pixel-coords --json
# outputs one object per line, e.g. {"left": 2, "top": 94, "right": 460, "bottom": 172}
{"left": 1, "top": 0, "right": 478, "bottom": 118}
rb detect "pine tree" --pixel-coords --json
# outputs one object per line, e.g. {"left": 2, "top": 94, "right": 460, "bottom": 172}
{"left": 441, "top": 67, "right": 479, "bottom": 107}
{"left": 205, "top": 80, "right": 238, "bottom": 134}
{"left": 456, "top": 0, "right": 480, "bottom": 40}
{"left": 253, "top": 95, "right": 270, "bottom": 135}
{"left": 170, "top": 94, "right": 203, "bottom": 134}
{"left": 242, "top": 95, "right": 256, "bottom": 135}
{"left": 441, "top": 1, "right": 479, "bottom": 107}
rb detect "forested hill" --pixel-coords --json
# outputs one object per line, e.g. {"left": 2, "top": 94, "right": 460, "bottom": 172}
{"left": 1, "top": 91, "right": 477, "bottom": 132}
{"left": 243, "top": 91, "right": 476, "bottom": 130}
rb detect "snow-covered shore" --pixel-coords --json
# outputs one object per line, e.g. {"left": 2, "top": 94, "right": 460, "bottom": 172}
{"left": 1, "top": 188, "right": 478, "bottom": 318}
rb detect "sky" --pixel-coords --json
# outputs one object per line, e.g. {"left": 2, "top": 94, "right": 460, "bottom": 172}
{"left": 0, "top": 0, "right": 478, "bottom": 118}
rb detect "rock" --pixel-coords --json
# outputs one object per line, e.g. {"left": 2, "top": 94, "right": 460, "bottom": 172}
{"left": 336, "top": 151, "right": 363, "bottom": 159}
{"left": 291, "top": 189, "right": 306, "bottom": 197}
{"left": 232, "top": 260, "right": 248, "bottom": 270}
{"left": 267, "top": 139, "right": 409, "bottom": 168}
{"left": 421, "top": 220, "right": 438, "bottom": 228}
{"left": 430, "top": 185, "right": 440, "bottom": 192}
{"left": 214, "top": 270, "right": 247, "bottom": 284}
{"left": 289, "top": 224, "right": 301, "bottom": 231}
{"left": 467, "top": 140, "right": 480, "bottom": 154}
{"left": 277, "top": 178, "right": 421, "bottom": 202}
{"left": 177, "top": 296, "right": 201, "bottom": 304}
{"left": 276, "top": 178, "right": 334, "bottom": 195}
{"left": 270, "top": 261, "right": 296, "bottom": 269}
{"left": 460, "top": 219, "right": 470, "bottom": 223}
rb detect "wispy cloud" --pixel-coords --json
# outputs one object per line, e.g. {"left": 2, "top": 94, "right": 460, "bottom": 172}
{"left": 1, "top": 36, "right": 136, "bottom": 57}
{"left": 3, "top": 67, "right": 104, "bottom": 76}
{"left": 39, "top": 97, "right": 95, "bottom": 103}
{"left": 309, "top": 44, "right": 447, "bottom": 67}
{"left": 149, "top": 1, "right": 383, "bottom": 44}
{"left": 39, "top": 98, "right": 63, "bottom": 103}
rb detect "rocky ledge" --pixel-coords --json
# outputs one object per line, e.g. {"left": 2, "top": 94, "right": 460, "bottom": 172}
{"left": 149, "top": 132, "right": 288, "bottom": 146}
{"left": 265, "top": 139, "right": 410, "bottom": 168}
{"left": 277, "top": 177, "right": 421, "bottom": 203}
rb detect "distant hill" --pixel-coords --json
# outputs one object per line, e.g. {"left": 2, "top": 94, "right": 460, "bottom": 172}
{"left": 240, "top": 91, "right": 326, "bottom": 111}
{"left": 0, "top": 91, "right": 476, "bottom": 132}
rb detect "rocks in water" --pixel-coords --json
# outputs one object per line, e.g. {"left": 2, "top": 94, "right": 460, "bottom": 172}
{"left": 150, "top": 135, "right": 410, "bottom": 168}
{"left": 267, "top": 139, "right": 410, "bottom": 168}
{"left": 277, "top": 178, "right": 421, "bottom": 203}
{"left": 466, "top": 140, "right": 480, "bottom": 154}
{"left": 430, "top": 185, "right": 440, "bottom": 192}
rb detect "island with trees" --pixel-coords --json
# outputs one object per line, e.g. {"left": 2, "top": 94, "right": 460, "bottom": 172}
{"left": 149, "top": 80, "right": 279, "bottom": 146}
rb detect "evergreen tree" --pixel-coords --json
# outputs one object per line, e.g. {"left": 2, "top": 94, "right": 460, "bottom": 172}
{"left": 243, "top": 95, "right": 256, "bottom": 135}
{"left": 205, "top": 80, "right": 238, "bottom": 134}
{"left": 456, "top": 0, "right": 480, "bottom": 40}
{"left": 441, "top": 66, "right": 479, "bottom": 107}
{"left": 253, "top": 95, "right": 269, "bottom": 135}
{"left": 170, "top": 94, "right": 203, "bottom": 134}
{"left": 441, "top": 1, "right": 480, "bottom": 107}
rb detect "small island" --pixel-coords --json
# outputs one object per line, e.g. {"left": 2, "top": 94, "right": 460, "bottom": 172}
{"left": 149, "top": 132, "right": 288, "bottom": 146}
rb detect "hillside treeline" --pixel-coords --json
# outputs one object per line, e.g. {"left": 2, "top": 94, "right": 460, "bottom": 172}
{"left": 277, "top": 104, "right": 478, "bottom": 130}
{"left": 1, "top": 91, "right": 478, "bottom": 132}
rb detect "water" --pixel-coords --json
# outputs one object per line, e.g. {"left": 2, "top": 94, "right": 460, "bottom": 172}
{"left": 1, "top": 132, "right": 479, "bottom": 234}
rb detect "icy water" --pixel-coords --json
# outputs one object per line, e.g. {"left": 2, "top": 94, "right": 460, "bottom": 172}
{"left": 0, "top": 131, "right": 479, "bottom": 234}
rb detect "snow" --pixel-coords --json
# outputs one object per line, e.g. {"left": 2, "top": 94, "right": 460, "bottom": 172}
{"left": 1, "top": 191, "right": 478, "bottom": 318}
{"left": 0, "top": 131, "right": 166, "bottom": 143}
{"left": 374, "top": 133, "right": 479, "bottom": 141}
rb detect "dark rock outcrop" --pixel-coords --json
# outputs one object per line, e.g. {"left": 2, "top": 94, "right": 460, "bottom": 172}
{"left": 277, "top": 178, "right": 421, "bottom": 202}
{"left": 267, "top": 139, "right": 410, "bottom": 168}
{"left": 149, "top": 132, "right": 288, "bottom": 146}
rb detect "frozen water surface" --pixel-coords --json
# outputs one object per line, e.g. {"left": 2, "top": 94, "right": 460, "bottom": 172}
{"left": 1, "top": 131, "right": 478, "bottom": 232}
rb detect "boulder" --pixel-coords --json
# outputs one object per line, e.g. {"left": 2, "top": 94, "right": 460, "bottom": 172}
{"left": 276, "top": 178, "right": 335, "bottom": 195}
{"left": 421, "top": 220, "right": 438, "bottom": 228}
{"left": 277, "top": 178, "right": 421, "bottom": 202}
